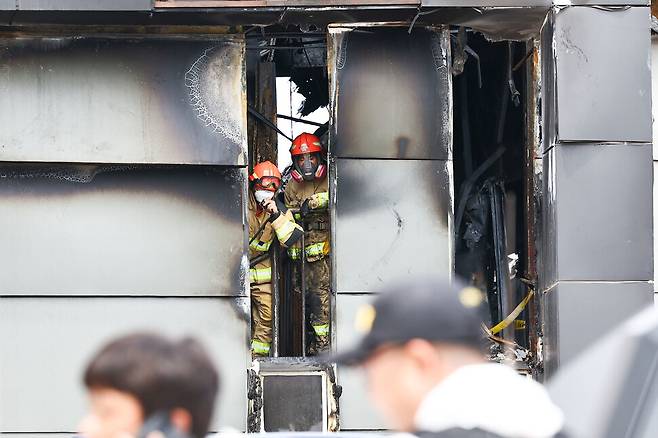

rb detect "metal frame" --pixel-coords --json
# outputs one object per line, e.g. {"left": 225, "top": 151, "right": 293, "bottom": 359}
{"left": 247, "top": 358, "right": 339, "bottom": 432}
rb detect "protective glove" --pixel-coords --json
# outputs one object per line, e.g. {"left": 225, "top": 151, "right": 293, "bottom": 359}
{"left": 262, "top": 199, "right": 279, "bottom": 215}
{"left": 307, "top": 192, "right": 329, "bottom": 210}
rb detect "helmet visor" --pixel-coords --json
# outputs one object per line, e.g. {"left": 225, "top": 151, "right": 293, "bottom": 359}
{"left": 255, "top": 176, "right": 280, "bottom": 191}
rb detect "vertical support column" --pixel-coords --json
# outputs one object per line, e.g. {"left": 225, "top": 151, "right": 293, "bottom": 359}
{"left": 524, "top": 40, "right": 542, "bottom": 370}
{"left": 328, "top": 25, "right": 453, "bottom": 429}
{"left": 248, "top": 61, "right": 278, "bottom": 168}
{"left": 539, "top": 5, "right": 653, "bottom": 376}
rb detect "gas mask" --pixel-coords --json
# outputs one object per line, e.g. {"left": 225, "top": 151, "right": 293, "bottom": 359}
{"left": 292, "top": 152, "right": 326, "bottom": 182}
{"left": 254, "top": 190, "right": 275, "bottom": 204}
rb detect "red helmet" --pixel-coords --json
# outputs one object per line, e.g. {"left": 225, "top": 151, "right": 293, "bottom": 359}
{"left": 249, "top": 161, "right": 281, "bottom": 192}
{"left": 290, "top": 133, "right": 327, "bottom": 182}
{"left": 290, "top": 132, "right": 324, "bottom": 156}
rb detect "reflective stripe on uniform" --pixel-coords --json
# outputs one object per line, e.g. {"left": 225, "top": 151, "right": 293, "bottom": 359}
{"left": 250, "top": 238, "right": 272, "bottom": 252}
{"left": 249, "top": 267, "right": 272, "bottom": 284}
{"left": 312, "top": 324, "right": 329, "bottom": 336}
{"left": 288, "top": 241, "right": 329, "bottom": 260}
{"left": 288, "top": 247, "right": 301, "bottom": 260}
{"left": 251, "top": 340, "right": 271, "bottom": 355}
{"left": 273, "top": 219, "right": 297, "bottom": 243}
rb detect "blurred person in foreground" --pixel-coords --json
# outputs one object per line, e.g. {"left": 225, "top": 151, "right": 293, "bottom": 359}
{"left": 79, "top": 332, "right": 219, "bottom": 438}
{"left": 330, "top": 277, "right": 566, "bottom": 438}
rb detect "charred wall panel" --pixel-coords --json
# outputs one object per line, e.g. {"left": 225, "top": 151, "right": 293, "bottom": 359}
{"left": 330, "top": 27, "right": 451, "bottom": 160}
{"left": 16, "top": 0, "right": 153, "bottom": 9}
{"left": 0, "top": 297, "right": 249, "bottom": 431}
{"left": 0, "top": 165, "right": 246, "bottom": 296}
{"left": 329, "top": 25, "right": 453, "bottom": 430}
{"left": 0, "top": 36, "right": 246, "bottom": 165}
{"left": 334, "top": 159, "right": 453, "bottom": 293}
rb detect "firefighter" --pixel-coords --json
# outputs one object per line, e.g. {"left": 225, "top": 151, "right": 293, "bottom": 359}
{"left": 284, "top": 132, "right": 331, "bottom": 355}
{"left": 248, "top": 161, "right": 303, "bottom": 357}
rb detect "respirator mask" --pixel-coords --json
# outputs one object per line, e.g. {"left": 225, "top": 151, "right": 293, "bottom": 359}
{"left": 254, "top": 190, "right": 275, "bottom": 204}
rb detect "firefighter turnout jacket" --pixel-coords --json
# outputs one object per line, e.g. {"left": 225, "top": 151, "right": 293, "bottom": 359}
{"left": 248, "top": 193, "right": 303, "bottom": 355}
{"left": 284, "top": 174, "right": 331, "bottom": 353}
{"left": 284, "top": 174, "right": 330, "bottom": 261}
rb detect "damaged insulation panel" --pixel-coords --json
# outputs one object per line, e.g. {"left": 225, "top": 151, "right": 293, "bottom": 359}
{"left": 0, "top": 36, "right": 247, "bottom": 165}
{"left": 334, "top": 158, "right": 453, "bottom": 293}
{"left": 0, "top": 165, "right": 246, "bottom": 296}
{"left": 329, "top": 26, "right": 453, "bottom": 293}
{"left": 330, "top": 26, "right": 451, "bottom": 160}
{"left": 329, "top": 26, "right": 453, "bottom": 430}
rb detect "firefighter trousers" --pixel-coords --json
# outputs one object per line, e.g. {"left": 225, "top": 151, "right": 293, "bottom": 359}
{"left": 292, "top": 256, "right": 330, "bottom": 341}
{"left": 251, "top": 282, "right": 272, "bottom": 356}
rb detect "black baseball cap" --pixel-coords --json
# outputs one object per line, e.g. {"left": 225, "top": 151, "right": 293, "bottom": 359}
{"left": 330, "top": 276, "right": 488, "bottom": 365}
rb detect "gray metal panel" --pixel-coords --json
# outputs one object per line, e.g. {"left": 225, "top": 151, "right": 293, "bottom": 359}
{"left": 0, "top": 436, "right": 75, "bottom": 438}
{"left": 0, "top": 297, "right": 249, "bottom": 431}
{"left": 553, "top": 6, "right": 651, "bottom": 142}
{"left": 330, "top": 27, "right": 451, "bottom": 160}
{"left": 0, "top": 0, "right": 14, "bottom": 10}
{"left": 654, "top": 161, "right": 658, "bottom": 292}
{"left": 570, "top": 0, "right": 648, "bottom": 4}
{"left": 334, "top": 159, "right": 453, "bottom": 293}
{"left": 422, "top": 0, "right": 550, "bottom": 5}
{"left": 541, "top": 285, "right": 559, "bottom": 379}
{"left": 17, "top": 0, "right": 153, "bottom": 9}
{"left": 549, "top": 310, "right": 642, "bottom": 438}
{"left": 335, "top": 294, "right": 385, "bottom": 430}
{"left": 0, "top": 36, "right": 246, "bottom": 165}
{"left": 0, "top": 165, "right": 246, "bottom": 296}
{"left": 555, "top": 281, "right": 653, "bottom": 366}
{"left": 653, "top": 37, "right": 658, "bottom": 161}
{"left": 553, "top": 144, "right": 653, "bottom": 281}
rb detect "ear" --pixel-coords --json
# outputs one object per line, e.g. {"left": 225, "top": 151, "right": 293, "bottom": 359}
{"left": 404, "top": 339, "right": 441, "bottom": 372}
{"left": 169, "top": 408, "right": 193, "bottom": 435}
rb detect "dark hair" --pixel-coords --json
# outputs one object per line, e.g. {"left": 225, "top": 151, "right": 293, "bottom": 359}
{"left": 84, "top": 332, "right": 220, "bottom": 438}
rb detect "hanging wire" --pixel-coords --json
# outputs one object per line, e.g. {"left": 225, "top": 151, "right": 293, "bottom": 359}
{"left": 288, "top": 78, "right": 294, "bottom": 142}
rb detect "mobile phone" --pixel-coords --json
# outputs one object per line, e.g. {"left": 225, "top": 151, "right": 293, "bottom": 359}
{"left": 137, "top": 412, "right": 190, "bottom": 438}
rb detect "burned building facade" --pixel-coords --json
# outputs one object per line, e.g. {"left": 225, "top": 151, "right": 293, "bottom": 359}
{"left": 0, "top": 0, "right": 652, "bottom": 433}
